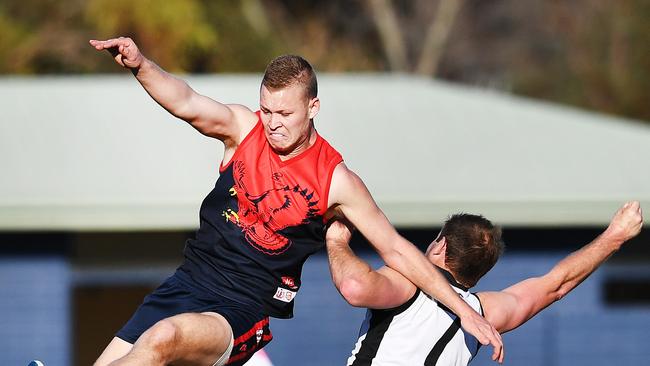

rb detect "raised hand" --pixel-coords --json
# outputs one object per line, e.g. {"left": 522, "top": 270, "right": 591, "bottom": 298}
{"left": 604, "top": 201, "right": 643, "bottom": 245}
{"left": 89, "top": 37, "right": 144, "bottom": 69}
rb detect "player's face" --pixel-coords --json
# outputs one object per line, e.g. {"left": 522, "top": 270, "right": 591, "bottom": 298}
{"left": 259, "top": 83, "right": 320, "bottom": 157}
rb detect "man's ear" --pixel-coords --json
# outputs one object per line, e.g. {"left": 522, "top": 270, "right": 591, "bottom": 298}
{"left": 431, "top": 236, "right": 447, "bottom": 255}
{"left": 308, "top": 97, "right": 320, "bottom": 119}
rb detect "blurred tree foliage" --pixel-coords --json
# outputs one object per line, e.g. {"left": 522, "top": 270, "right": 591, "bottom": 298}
{"left": 431, "top": 0, "right": 650, "bottom": 122}
{"left": 0, "top": 0, "right": 647, "bottom": 121}
{"left": 85, "top": 0, "right": 217, "bottom": 73}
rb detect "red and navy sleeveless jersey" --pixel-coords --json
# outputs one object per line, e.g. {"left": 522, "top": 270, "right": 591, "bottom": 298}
{"left": 180, "top": 112, "right": 343, "bottom": 318}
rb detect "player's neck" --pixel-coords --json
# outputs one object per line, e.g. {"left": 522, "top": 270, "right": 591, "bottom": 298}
{"left": 278, "top": 124, "right": 316, "bottom": 161}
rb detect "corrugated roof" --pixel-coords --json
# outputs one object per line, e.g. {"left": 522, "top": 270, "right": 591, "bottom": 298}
{"left": 1, "top": 74, "right": 648, "bottom": 230}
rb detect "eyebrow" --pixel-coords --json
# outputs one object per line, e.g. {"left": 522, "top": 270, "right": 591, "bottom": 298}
{"left": 260, "top": 104, "right": 291, "bottom": 114}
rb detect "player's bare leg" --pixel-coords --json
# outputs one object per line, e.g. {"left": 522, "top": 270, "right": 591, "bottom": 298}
{"left": 94, "top": 337, "right": 133, "bottom": 366}
{"left": 95, "top": 312, "right": 233, "bottom": 366}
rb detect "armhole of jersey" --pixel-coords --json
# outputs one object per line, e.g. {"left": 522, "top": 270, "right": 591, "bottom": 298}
{"left": 472, "top": 292, "right": 485, "bottom": 317}
{"left": 220, "top": 112, "right": 262, "bottom": 173}
{"left": 373, "top": 289, "right": 421, "bottom": 316}
{"left": 320, "top": 157, "right": 344, "bottom": 218}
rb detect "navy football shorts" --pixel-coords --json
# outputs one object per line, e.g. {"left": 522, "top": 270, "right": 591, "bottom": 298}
{"left": 116, "top": 270, "right": 273, "bottom": 365}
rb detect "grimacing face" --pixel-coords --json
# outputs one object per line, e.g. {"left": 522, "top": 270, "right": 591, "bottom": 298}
{"left": 259, "top": 83, "right": 320, "bottom": 157}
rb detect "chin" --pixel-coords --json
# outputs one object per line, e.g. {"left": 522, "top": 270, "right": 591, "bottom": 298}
{"left": 269, "top": 142, "right": 292, "bottom": 154}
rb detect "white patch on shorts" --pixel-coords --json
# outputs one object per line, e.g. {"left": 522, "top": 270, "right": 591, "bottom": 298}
{"left": 273, "top": 287, "right": 297, "bottom": 303}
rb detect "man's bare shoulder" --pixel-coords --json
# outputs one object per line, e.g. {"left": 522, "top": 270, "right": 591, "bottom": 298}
{"left": 225, "top": 104, "right": 259, "bottom": 146}
{"left": 330, "top": 163, "right": 367, "bottom": 189}
{"left": 328, "top": 163, "right": 367, "bottom": 206}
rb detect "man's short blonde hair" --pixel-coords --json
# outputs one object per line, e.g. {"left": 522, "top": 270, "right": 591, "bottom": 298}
{"left": 262, "top": 55, "right": 317, "bottom": 99}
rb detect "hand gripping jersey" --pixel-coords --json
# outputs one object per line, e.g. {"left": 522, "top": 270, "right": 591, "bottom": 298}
{"left": 347, "top": 269, "right": 483, "bottom": 366}
{"left": 180, "top": 112, "right": 343, "bottom": 318}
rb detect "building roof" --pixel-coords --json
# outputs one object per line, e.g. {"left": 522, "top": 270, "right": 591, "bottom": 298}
{"left": 1, "top": 74, "right": 648, "bottom": 230}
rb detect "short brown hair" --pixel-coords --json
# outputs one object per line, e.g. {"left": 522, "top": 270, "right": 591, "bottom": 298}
{"left": 440, "top": 214, "right": 504, "bottom": 288}
{"left": 262, "top": 55, "right": 318, "bottom": 99}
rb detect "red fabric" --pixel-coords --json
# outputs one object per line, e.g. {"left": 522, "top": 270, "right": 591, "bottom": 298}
{"left": 220, "top": 112, "right": 343, "bottom": 255}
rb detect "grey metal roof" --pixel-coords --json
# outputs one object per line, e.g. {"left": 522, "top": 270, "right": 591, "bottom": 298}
{"left": 1, "top": 74, "right": 648, "bottom": 230}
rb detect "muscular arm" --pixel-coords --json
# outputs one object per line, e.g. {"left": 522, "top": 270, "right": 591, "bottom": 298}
{"left": 328, "top": 164, "right": 503, "bottom": 362}
{"left": 478, "top": 201, "right": 643, "bottom": 334}
{"left": 89, "top": 37, "right": 257, "bottom": 145}
{"left": 325, "top": 220, "right": 415, "bottom": 309}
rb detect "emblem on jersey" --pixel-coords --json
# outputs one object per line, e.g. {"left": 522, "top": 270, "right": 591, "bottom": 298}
{"left": 281, "top": 276, "right": 299, "bottom": 290}
{"left": 273, "top": 287, "right": 297, "bottom": 303}
{"left": 225, "top": 161, "right": 320, "bottom": 255}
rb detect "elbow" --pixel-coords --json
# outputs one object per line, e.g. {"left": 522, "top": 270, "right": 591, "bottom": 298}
{"left": 339, "top": 277, "right": 371, "bottom": 307}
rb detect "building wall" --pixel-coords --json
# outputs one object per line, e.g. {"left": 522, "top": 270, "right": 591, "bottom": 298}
{"left": 0, "top": 257, "right": 70, "bottom": 366}
{"left": 267, "top": 251, "right": 650, "bottom": 366}
{"left": 1, "top": 228, "right": 648, "bottom": 366}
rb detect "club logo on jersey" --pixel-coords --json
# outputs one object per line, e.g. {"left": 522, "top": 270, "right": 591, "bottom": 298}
{"left": 281, "top": 276, "right": 299, "bottom": 290}
{"left": 256, "top": 328, "right": 263, "bottom": 344}
{"left": 224, "top": 161, "right": 320, "bottom": 255}
{"left": 273, "top": 287, "right": 297, "bottom": 303}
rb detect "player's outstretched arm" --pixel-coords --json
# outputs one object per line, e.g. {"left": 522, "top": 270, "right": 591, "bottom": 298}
{"left": 479, "top": 201, "right": 643, "bottom": 334}
{"left": 89, "top": 37, "right": 256, "bottom": 144}
{"left": 327, "top": 163, "right": 504, "bottom": 363}
{"left": 325, "top": 219, "right": 415, "bottom": 309}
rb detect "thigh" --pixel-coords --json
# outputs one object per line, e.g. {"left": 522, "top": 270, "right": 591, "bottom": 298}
{"left": 116, "top": 273, "right": 199, "bottom": 344}
{"left": 112, "top": 272, "right": 271, "bottom": 365}
{"left": 139, "top": 311, "right": 233, "bottom": 366}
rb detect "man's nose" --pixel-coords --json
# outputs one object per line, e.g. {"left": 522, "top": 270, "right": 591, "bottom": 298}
{"left": 268, "top": 113, "right": 282, "bottom": 129}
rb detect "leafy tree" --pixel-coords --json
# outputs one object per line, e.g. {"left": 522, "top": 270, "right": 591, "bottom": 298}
{"left": 0, "top": 0, "right": 648, "bottom": 122}
{"left": 85, "top": 0, "right": 217, "bottom": 73}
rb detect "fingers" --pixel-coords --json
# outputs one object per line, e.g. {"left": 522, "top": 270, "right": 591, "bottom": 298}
{"left": 621, "top": 202, "right": 639, "bottom": 221}
{"left": 475, "top": 323, "right": 503, "bottom": 363}
{"left": 89, "top": 38, "right": 121, "bottom": 51}
{"left": 88, "top": 37, "right": 133, "bottom": 51}
{"left": 488, "top": 328, "right": 504, "bottom": 363}
{"left": 462, "top": 314, "right": 504, "bottom": 363}
{"left": 609, "top": 201, "right": 644, "bottom": 241}
{"left": 89, "top": 37, "right": 143, "bottom": 69}
{"left": 615, "top": 201, "right": 641, "bottom": 221}
{"left": 478, "top": 330, "right": 503, "bottom": 363}
{"left": 496, "top": 335, "right": 504, "bottom": 363}
{"left": 326, "top": 219, "right": 354, "bottom": 243}
{"left": 621, "top": 201, "right": 640, "bottom": 214}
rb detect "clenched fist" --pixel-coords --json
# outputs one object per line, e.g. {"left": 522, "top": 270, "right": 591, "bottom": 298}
{"left": 604, "top": 201, "right": 643, "bottom": 245}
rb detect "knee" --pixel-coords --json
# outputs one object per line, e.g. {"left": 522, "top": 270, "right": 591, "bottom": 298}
{"left": 140, "top": 319, "right": 181, "bottom": 359}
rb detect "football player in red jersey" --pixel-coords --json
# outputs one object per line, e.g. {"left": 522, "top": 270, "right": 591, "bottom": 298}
{"left": 89, "top": 37, "right": 504, "bottom": 366}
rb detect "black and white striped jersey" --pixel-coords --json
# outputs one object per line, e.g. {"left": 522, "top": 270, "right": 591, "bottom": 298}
{"left": 347, "top": 271, "right": 482, "bottom": 366}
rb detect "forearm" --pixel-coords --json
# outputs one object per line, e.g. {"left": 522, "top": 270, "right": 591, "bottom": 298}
{"left": 327, "top": 241, "right": 373, "bottom": 292}
{"left": 544, "top": 230, "right": 622, "bottom": 299}
{"left": 497, "top": 229, "right": 624, "bottom": 331}
{"left": 327, "top": 238, "right": 415, "bottom": 308}
{"left": 384, "top": 236, "right": 477, "bottom": 318}
{"left": 133, "top": 58, "right": 197, "bottom": 120}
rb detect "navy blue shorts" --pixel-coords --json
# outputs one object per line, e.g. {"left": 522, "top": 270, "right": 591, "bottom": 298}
{"left": 116, "top": 270, "right": 273, "bottom": 365}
